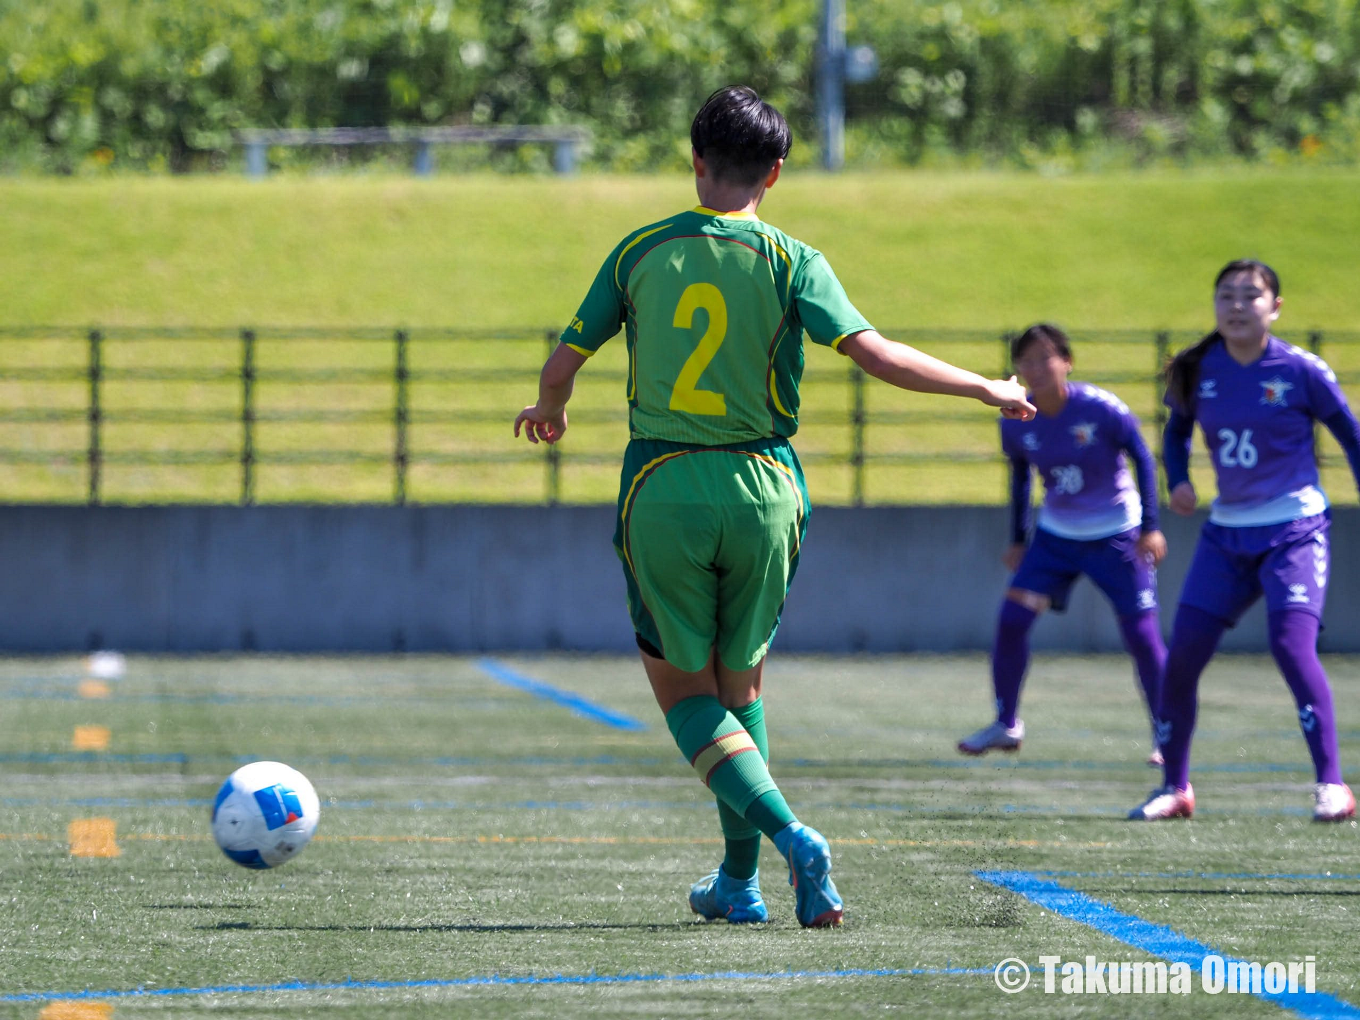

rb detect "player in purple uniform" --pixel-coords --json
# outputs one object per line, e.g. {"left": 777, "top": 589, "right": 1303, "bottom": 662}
{"left": 1131, "top": 260, "right": 1360, "bottom": 822}
{"left": 958, "top": 324, "right": 1168, "bottom": 759}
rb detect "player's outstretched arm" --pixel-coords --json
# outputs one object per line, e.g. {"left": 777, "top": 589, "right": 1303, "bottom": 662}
{"left": 514, "top": 344, "right": 589, "bottom": 444}
{"left": 840, "top": 330, "right": 1035, "bottom": 419}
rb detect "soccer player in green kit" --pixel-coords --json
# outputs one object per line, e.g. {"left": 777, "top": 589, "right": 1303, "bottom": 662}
{"left": 515, "top": 86, "right": 1034, "bottom": 926}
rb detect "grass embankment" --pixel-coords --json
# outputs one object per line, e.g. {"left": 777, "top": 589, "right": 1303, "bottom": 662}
{"left": 2, "top": 169, "right": 1357, "bottom": 503}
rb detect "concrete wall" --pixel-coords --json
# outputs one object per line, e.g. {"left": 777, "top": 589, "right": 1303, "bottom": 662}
{"left": 1, "top": 505, "right": 1356, "bottom": 653}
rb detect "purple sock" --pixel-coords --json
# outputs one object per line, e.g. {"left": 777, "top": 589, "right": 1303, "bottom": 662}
{"left": 992, "top": 599, "right": 1037, "bottom": 728}
{"left": 1159, "top": 605, "right": 1226, "bottom": 790}
{"left": 1118, "top": 610, "right": 1167, "bottom": 730}
{"left": 1269, "top": 611, "right": 1344, "bottom": 785}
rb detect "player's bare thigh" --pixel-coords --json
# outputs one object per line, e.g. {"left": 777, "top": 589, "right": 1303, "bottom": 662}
{"left": 640, "top": 647, "right": 765, "bottom": 714}
{"left": 1006, "top": 588, "right": 1051, "bottom": 613}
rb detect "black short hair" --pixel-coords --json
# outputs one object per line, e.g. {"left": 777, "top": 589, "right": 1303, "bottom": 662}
{"left": 690, "top": 85, "right": 792, "bottom": 187}
{"left": 1011, "top": 323, "right": 1073, "bottom": 364}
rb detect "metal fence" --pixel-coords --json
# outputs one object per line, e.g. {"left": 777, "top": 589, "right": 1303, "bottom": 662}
{"left": 0, "top": 327, "right": 1357, "bottom": 506}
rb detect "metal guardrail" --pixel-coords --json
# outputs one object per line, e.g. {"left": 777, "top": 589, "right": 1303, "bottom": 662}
{"left": 235, "top": 126, "right": 591, "bottom": 176}
{"left": 0, "top": 327, "right": 1356, "bottom": 506}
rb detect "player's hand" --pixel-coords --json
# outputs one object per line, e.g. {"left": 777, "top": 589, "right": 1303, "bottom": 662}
{"left": 1002, "top": 543, "right": 1026, "bottom": 573}
{"left": 513, "top": 404, "right": 567, "bottom": 444}
{"left": 984, "top": 376, "right": 1036, "bottom": 420}
{"left": 1138, "top": 529, "right": 1167, "bottom": 567}
{"left": 1169, "top": 481, "right": 1197, "bottom": 516}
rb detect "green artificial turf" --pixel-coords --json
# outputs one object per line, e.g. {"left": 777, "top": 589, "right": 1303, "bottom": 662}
{"left": 2, "top": 652, "right": 1358, "bottom": 1016}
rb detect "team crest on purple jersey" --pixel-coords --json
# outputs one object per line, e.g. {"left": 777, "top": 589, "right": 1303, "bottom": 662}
{"left": 1199, "top": 379, "right": 1218, "bottom": 399}
{"left": 1001, "top": 382, "right": 1150, "bottom": 541}
{"left": 1069, "top": 422, "right": 1098, "bottom": 447}
{"left": 1168, "top": 338, "right": 1351, "bottom": 520}
{"left": 1260, "top": 377, "right": 1294, "bottom": 406}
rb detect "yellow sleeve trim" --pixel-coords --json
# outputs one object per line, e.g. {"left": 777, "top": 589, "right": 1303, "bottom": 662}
{"left": 829, "top": 329, "right": 871, "bottom": 354}
{"left": 692, "top": 206, "right": 759, "bottom": 220}
{"left": 614, "top": 223, "right": 674, "bottom": 289}
{"left": 563, "top": 342, "right": 594, "bottom": 358}
{"left": 750, "top": 229, "right": 793, "bottom": 301}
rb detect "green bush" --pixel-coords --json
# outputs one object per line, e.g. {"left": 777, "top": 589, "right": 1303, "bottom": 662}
{"left": 847, "top": 0, "right": 1360, "bottom": 167}
{"left": 1, "top": 0, "right": 1357, "bottom": 172}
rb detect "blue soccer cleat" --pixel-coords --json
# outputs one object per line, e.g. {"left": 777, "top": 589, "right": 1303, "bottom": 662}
{"left": 689, "top": 865, "right": 768, "bottom": 923}
{"left": 773, "top": 822, "right": 844, "bottom": 927}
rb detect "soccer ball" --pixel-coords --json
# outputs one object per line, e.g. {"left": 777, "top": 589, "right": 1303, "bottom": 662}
{"left": 211, "top": 761, "right": 320, "bottom": 869}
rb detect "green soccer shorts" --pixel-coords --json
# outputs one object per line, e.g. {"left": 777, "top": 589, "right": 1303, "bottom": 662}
{"left": 613, "top": 436, "right": 810, "bottom": 673}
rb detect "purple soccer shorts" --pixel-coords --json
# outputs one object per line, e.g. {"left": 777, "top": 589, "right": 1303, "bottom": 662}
{"left": 1010, "top": 527, "right": 1158, "bottom": 617}
{"left": 1178, "top": 512, "right": 1330, "bottom": 625}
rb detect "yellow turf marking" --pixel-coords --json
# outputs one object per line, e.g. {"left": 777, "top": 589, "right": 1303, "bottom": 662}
{"left": 68, "top": 818, "right": 120, "bottom": 858}
{"left": 38, "top": 1003, "right": 113, "bottom": 1019}
{"left": 78, "top": 680, "right": 112, "bottom": 699}
{"left": 72, "top": 726, "right": 111, "bottom": 751}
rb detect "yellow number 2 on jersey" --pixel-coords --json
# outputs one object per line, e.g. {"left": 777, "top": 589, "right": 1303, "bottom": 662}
{"left": 669, "top": 283, "right": 728, "bottom": 416}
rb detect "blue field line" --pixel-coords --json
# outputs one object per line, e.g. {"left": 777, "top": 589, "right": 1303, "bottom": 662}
{"left": 785, "top": 756, "right": 1312, "bottom": 774}
{"left": 0, "top": 690, "right": 479, "bottom": 707}
{"left": 0, "top": 747, "right": 1319, "bottom": 776}
{"left": 977, "top": 869, "right": 1360, "bottom": 1020}
{"left": 847, "top": 801, "right": 1323, "bottom": 818}
{"left": 0, "top": 751, "right": 654, "bottom": 768}
{"left": 0, "top": 794, "right": 1337, "bottom": 820}
{"left": 0, "top": 965, "right": 990, "bottom": 1003}
{"left": 10, "top": 676, "right": 1360, "bottom": 743}
{"left": 0, "top": 795, "right": 711, "bottom": 812}
{"left": 476, "top": 658, "right": 648, "bottom": 732}
{"left": 0, "top": 752, "right": 191, "bottom": 765}
{"left": 1030, "top": 870, "right": 1360, "bottom": 882}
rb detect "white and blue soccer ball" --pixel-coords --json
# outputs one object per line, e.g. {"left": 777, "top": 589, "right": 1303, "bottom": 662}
{"left": 211, "top": 761, "right": 320, "bottom": 869}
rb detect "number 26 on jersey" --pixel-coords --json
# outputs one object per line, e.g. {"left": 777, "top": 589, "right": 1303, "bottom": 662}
{"left": 1217, "top": 428, "right": 1257, "bottom": 468}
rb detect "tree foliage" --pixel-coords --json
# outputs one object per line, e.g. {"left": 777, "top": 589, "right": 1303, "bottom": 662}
{"left": 1, "top": 0, "right": 1356, "bottom": 171}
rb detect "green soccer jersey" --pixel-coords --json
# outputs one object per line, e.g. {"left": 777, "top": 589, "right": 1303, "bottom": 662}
{"left": 560, "top": 207, "right": 873, "bottom": 446}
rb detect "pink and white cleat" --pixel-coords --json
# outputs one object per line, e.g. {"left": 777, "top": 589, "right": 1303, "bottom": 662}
{"left": 1128, "top": 784, "right": 1195, "bottom": 820}
{"left": 1313, "top": 783, "right": 1356, "bottom": 823}
{"left": 957, "top": 720, "right": 1024, "bottom": 756}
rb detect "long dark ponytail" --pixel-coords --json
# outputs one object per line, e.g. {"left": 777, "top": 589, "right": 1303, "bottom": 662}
{"left": 1164, "top": 259, "right": 1281, "bottom": 412}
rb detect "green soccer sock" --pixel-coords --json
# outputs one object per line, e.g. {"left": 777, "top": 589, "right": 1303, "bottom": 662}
{"left": 665, "top": 696, "right": 798, "bottom": 847}
{"left": 716, "top": 699, "right": 768, "bottom": 880}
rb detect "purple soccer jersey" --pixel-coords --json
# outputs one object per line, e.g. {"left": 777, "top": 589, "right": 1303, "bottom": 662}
{"left": 989, "top": 387, "right": 1165, "bottom": 736}
{"left": 1170, "top": 337, "right": 1349, "bottom": 524}
{"left": 1155, "top": 338, "right": 1358, "bottom": 797}
{"left": 1001, "top": 382, "right": 1152, "bottom": 540}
